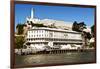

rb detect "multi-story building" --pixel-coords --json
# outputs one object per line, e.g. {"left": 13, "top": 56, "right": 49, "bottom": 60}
{"left": 25, "top": 27, "right": 83, "bottom": 51}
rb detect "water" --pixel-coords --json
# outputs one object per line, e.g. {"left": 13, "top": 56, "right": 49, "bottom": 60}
{"left": 15, "top": 51, "right": 95, "bottom": 66}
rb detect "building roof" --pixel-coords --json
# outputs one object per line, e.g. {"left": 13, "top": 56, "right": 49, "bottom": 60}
{"left": 29, "top": 27, "right": 81, "bottom": 34}
{"left": 26, "top": 18, "right": 73, "bottom": 30}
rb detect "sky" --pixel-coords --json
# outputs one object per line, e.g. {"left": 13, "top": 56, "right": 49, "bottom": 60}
{"left": 15, "top": 4, "right": 95, "bottom": 29}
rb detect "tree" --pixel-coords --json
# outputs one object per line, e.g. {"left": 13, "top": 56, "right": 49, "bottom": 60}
{"left": 72, "top": 21, "right": 92, "bottom": 48}
{"left": 32, "top": 24, "right": 47, "bottom": 27}
{"left": 78, "top": 22, "right": 86, "bottom": 31}
{"left": 91, "top": 25, "right": 94, "bottom": 33}
{"left": 16, "top": 24, "right": 24, "bottom": 35}
{"left": 15, "top": 36, "right": 25, "bottom": 49}
{"left": 50, "top": 23, "right": 56, "bottom": 28}
{"left": 91, "top": 25, "right": 94, "bottom": 37}
{"left": 89, "top": 42, "right": 94, "bottom": 48}
{"left": 72, "top": 21, "right": 78, "bottom": 31}
{"left": 30, "top": 21, "right": 47, "bottom": 27}
{"left": 72, "top": 21, "right": 86, "bottom": 32}
{"left": 86, "top": 32, "right": 92, "bottom": 39}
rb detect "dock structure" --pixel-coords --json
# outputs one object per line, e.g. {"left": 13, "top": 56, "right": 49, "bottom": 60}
{"left": 15, "top": 48, "right": 94, "bottom": 55}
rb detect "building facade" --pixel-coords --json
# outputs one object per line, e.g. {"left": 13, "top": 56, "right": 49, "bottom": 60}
{"left": 25, "top": 27, "right": 83, "bottom": 51}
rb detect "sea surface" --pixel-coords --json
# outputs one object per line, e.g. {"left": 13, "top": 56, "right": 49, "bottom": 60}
{"left": 15, "top": 51, "right": 95, "bottom": 66}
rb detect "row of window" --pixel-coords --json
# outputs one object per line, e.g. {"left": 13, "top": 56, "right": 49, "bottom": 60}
{"left": 28, "top": 30, "right": 68, "bottom": 34}
{"left": 27, "top": 38, "right": 82, "bottom": 42}
{"left": 28, "top": 30, "right": 53, "bottom": 33}
{"left": 28, "top": 35, "right": 68, "bottom": 38}
{"left": 27, "top": 31, "right": 82, "bottom": 39}
{"left": 27, "top": 35, "right": 81, "bottom": 39}
{"left": 28, "top": 33, "right": 68, "bottom": 38}
{"left": 28, "top": 30, "right": 44, "bottom": 33}
{"left": 28, "top": 34, "right": 50, "bottom": 37}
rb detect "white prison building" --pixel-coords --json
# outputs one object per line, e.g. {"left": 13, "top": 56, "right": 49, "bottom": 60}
{"left": 26, "top": 27, "right": 83, "bottom": 51}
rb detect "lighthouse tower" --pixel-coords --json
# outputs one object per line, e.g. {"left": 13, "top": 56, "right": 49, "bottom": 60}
{"left": 31, "top": 8, "right": 34, "bottom": 19}
{"left": 26, "top": 8, "right": 40, "bottom": 24}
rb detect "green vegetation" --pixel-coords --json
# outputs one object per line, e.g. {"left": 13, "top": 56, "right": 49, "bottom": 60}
{"left": 91, "top": 25, "right": 94, "bottom": 37}
{"left": 48, "top": 23, "right": 56, "bottom": 28}
{"left": 72, "top": 21, "right": 92, "bottom": 39}
{"left": 16, "top": 24, "right": 25, "bottom": 35}
{"left": 84, "top": 32, "right": 92, "bottom": 40}
{"left": 32, "top": 23, "right": 47, "bottom": 27}
{"left": 72, "top": 21, "right": 93, "bottom": 48}
{"left": 15, "top": 36, "right": 25, "bottom": 49}
{"left": 91, "top": 25, "right": 94, "bottom": 33}
{"left": 89, "top": 42, "right": 94, "bottom": 48}
{"left": 28, "top": 21, "right": 47, "bottom": 27}
{"left": 72, "top": 21, "right": 86, "bottom": 32}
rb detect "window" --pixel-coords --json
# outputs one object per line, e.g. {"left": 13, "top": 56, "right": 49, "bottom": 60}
{"left": 31, "top": 35, "right": 33, "bottom": 37}
{"left": 64, "top": 33, "right": 68, "bottom": 37}
{"left": 49, "top": 33, "right": 53, "bottom": 37}
{"left": 42, "top": 30, "right": 43, "bottom": 33}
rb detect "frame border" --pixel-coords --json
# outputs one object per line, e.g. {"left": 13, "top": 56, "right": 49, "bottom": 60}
{"left": 10, "top": 1, "right": 96, "bottom": 68}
